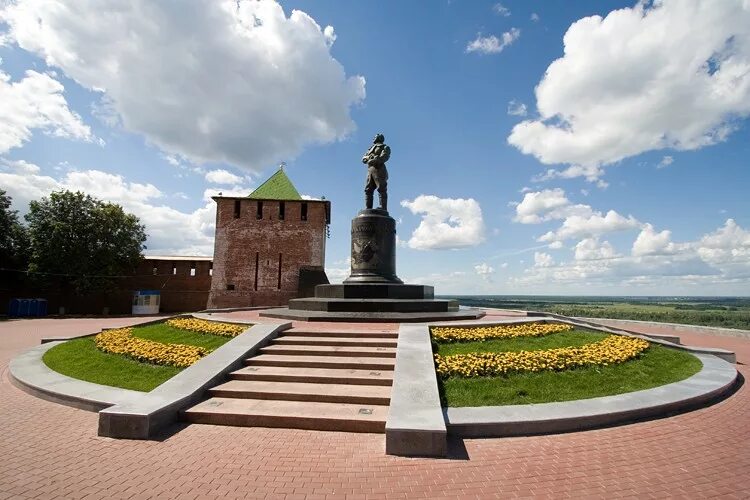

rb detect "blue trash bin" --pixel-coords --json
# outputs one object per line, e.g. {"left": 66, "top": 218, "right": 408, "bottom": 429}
{"left": 18, "top": 299, "right": 30, "bottom": 317}
{"left": 28, "top": 299, "right": 39, "bottom": 317}
{"left": 36, "top": 299, "right": 48, "bottom": 317}
{"left": 8, "top": 299, "right": 20, "bottom": 317}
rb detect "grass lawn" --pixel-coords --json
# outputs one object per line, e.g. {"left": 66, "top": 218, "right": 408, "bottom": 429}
{"left": 434, "top": 329, "right": 703, "bottom": 407}
{"left": 43, "top": 322, "right": 232, "bottom": 392}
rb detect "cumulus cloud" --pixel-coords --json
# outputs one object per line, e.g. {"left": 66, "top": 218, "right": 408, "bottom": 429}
{"left": 538, "top": 210, "right": 641, "bottom": 243}
{"left": 507, "top": 100, "right": 527, "bottom": 117}
{"left": 696, "top": 219, "right": 750, "bottom": 273}
{"left": 474, "top": 262, "right": 495, "bottom": 281}
{"left": 205, "top": 169, "right": 243, "bottom": 186}
{"left": 513, "top": 217, "right": 750, "bottom": 293}
{"left": 0, "top": 66, "right": 93, "bottom": 154}
{"left": 466, "top": 29, "right": 520, "bottom": 54}
{"left": 508, "top": 0, "right": 750, "bottom": 181}
{"left": 492, "top": 3, "right": 510, "bottom": 16}
{"left": 534, "top": 252, "right": 554, "bottom": 268}
{"left": 632, "top": 224, "right": 678, "bottom": 256}
{"left": 657, "top": 156, "right": 674, "bottom": 169}
{"left": 513, "top": 188, "right": 590, "bottom": 224}
{"left": 0, "top": 166, "right": 227, "bottom": 255}
{"left": 401, "top": 195, "right": 485, "bottom": 250}
{"left": 0, "top": 0, "right": 365, "bottom": 173}
{"left": 574, "top": 237, "right": 619, "bottom": 261}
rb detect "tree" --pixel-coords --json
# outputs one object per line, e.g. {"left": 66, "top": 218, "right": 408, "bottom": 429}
{"left": 0, "top": 189, "right": 29, "bottom": 271}
{"left": 25, "top": 190, "right": 147, "bottom": 294}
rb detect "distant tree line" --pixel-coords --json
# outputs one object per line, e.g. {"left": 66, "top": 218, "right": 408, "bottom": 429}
{"left": 0, "top": 189, "right": 146, "bottom": 295}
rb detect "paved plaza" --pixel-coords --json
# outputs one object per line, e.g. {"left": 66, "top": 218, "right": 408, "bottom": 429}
{"left": 1, "top": 314, "right": 749, "bottom": 499}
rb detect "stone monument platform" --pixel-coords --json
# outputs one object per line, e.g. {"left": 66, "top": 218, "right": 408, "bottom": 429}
{"left": 260, "top": 208, "right": 484, "bottom": 323}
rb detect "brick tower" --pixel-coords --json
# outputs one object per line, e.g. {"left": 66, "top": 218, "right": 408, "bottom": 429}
{"left": 207, "top": 168, "right": 330, "bottom": 309}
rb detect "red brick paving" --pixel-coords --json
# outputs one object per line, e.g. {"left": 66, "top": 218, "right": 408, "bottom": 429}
{"left": 1, "top": 313, "right": 749, "bottom": 498}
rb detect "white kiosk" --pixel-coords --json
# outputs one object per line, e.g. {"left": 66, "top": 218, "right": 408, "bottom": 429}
{"left": 132, "top": 290, "right": 160, "bottom": 315}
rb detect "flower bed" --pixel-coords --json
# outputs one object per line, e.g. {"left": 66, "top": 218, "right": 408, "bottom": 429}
{"left": 431, "top": 322, "right": 573, "bottom": 343}
{"left": 95, "top": 327, "right": 208, "bottom": 368}
{"left": 166, "top": 317, "right": 246, "bottom": 337}
{"left": 434, "top": 335, "right": 649, "bottom": 378}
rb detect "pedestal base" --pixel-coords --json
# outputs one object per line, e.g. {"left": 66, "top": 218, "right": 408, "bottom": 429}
{"left": 260, "top": 282, "right": 485, "bottom": 322}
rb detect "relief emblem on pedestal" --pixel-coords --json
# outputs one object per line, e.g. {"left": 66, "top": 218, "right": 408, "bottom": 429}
{"left": 352, "top": 238, "right": 379, "bottom": 268}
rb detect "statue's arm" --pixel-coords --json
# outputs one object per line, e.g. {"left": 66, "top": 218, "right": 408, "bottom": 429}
{"left": 379, "top": 145, "right": 391, "bottom": 163}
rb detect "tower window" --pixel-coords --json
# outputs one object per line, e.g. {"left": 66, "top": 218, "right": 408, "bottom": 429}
{"left": 172, "top": 264, "right": 177, "bottom": 275}
{"left": 209, "top": 262, "right": 213, "bottom": 277}
{"left": 152, "top": 267, "right": 157, "bottom": 276}
{"left": 234, "top": 199, "right": 241, "bottom": 219}
{"left": 226, "top": 284, "right": 235, "bottom": 291}
{"left": 190, "top": 263, "right": 196, "bottom": 277}
{"left": 256, "top": 201, "right": 263, "bottom": 219}
{"left": 301, "top": 202, "right": 308, "bottom": 221}
{"left": 279, "top": 201, "right": 285, "bottom": 220}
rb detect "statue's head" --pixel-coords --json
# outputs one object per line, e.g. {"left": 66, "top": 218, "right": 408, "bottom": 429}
{"left": 373, "top": 133, "right": 385, "bottom": 144}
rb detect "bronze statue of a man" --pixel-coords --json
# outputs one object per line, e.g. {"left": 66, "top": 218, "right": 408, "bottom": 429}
{"left": 361, "top": 133, "right": 391, "bottom": 211}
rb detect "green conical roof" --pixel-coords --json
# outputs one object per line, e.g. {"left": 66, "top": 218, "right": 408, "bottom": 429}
{"left": 248, "top": 168, "right": 302, "bottom": 200}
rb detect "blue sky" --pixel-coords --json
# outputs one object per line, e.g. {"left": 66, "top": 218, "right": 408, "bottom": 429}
{"left": 1, "top": 0, "right": 749, "bottom": 295}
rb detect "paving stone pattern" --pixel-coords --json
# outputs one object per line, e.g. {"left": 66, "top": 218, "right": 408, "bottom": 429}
{"left": 1, "top": 313, "right": 749, "bottom": 498}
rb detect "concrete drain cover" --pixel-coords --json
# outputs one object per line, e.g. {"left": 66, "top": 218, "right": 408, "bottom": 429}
{"left": 369, "top": 372, "right": 381, "bottom": 376}
{"left": 206, "top": 401, "right": 223, "bottom": 407}
{"left": 358, "top": 408, "right": 373, "bottom": 415}
{"left": 244, "top": 367, "right": 258, "bottom": 371}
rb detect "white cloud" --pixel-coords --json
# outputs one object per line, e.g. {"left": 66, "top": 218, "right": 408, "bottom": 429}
{"left": 474, "top": 262, "right": 495, "bottom": 281}
{"left": 632, "top": 224, "right": 677, "bottom": 256}
{"left": 513, "top": 188, "right": 589, "bottom": 224}
{"left": 534, "top": 252, "right": 554, "bottom": 267}
{"left": 500, "top": 262, "right": 509, "bottom": 269}
{"left": 508, "top": 0, "right": 750, "bottom": 181}
{"left": 492, "top": 3, "right": 510, "bottom": 17}
{"left": 2, "top": 158, "right": 40, "bottom": 174}
{"left": 538, "top": 210, "right": 641, "bottom": 243}
{"left": 574, "top": 237, "right": 619, "bottom": 261}
{"left": 507, "top": 100, "right": 527, "bottom": 117}
{"left": 657, "top": 156, "right": 674, "bottom": 169}
{"left": 696, "top": 219, "right": 750, "bottom": 272}
{"left": 512, "top": 218, "right": 750, "bottom": 293}
{"left": 0, "top": 66, "right": 93, "bottom": 154}
{"left": 400, "top": 195, "right": 485, "bottom": 250}
{"left": 205, "top": 169, "right": 243, "bottom": 185}
{"left": 0, "top": 0, "right": 365, "bottom": 173}
{"left": 466, "top": 29, "right": 520, "bottom": 54}
{"left": 530, "top": 13, "right": 540, "bottom": 22}
{"left": 0, "top": 167, "right": 223, "bottom": 255}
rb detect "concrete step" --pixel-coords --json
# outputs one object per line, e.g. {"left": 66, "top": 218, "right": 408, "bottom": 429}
{"left": 284, "top": 329, "right": 398, "bottom": 339}
{"left": 273, "top": 336, "right": 397, "bottom": 348}
{"left": 209, "top": 380, "right": 391, "bottom": 405}
{"left": 246, "top": 354, "right": 396, "bottom": 370}
{"left": 230, "top": 366, "right": 394, "bottom": 386}
{"left": 260, "top": 344, "right": 397, "bottom": 358}
{"left": 183, "top": 398, "right": 387, "bottom": 433}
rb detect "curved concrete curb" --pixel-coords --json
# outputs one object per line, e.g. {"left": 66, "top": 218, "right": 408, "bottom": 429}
{"left": 9, "top": 342, "right": 144, "bottom": 412}
{"left": 444, "top": 353, "right": 738, "bottom": 438}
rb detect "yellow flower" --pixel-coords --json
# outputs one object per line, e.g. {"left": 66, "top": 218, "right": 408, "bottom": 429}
{"left": 434, "top": 335, "right": 649, "bottom": 378}
{"left": 431, "top": 322, "right": 573, "bottom": 342}
{"left": 166, "top": 317, "right": 247, "bottom": 337}
{"left": 95, "top": 327, "right": 208, "bottom": 367}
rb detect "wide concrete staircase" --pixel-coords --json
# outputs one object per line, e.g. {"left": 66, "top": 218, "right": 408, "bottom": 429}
{"left": 183, "top": 327, "right": 398, "bottom": 432}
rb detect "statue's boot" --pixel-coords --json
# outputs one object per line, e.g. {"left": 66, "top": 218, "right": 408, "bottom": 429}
{"left": 378, "top": 192, "right": 388, "bottom": 212}
{"left": 365, "top": 192, "right": 374, "bottom": 210}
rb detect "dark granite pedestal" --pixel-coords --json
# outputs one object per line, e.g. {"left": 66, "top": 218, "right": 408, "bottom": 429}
{"left": 259, "top": 209, "right": 485, "bottom": 322}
